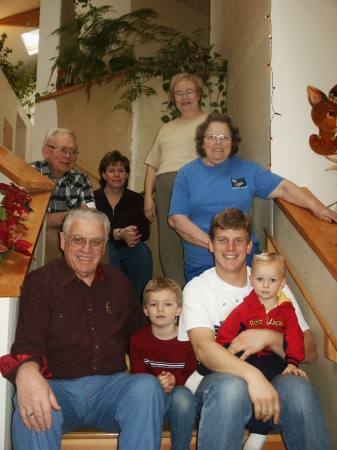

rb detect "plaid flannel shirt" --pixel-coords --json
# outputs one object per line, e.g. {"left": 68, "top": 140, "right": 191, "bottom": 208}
{"left": 31, "top": 160, "right": 95, "bottom": 213}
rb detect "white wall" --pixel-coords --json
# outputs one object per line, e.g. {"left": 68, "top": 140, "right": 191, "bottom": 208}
{"left": 271, "top": 0, "right": 337, "bottom": 209}
{"left": 0, "top": 70, "right": 34, "bottom": 162}
{"left": 0, "top": 297, "right": 19, "bottom": 450}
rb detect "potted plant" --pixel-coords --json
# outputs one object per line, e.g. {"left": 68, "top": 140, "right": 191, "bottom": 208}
{"left": 49, "top": 5, "right": 227, "bottom": 119}
{"left": 0, "top": 33, "right": 36, "bottom": 119}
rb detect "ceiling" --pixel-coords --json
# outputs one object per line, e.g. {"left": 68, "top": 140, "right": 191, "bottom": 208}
{"left": 0, "top": 0, "right": 40, "bottom": 72}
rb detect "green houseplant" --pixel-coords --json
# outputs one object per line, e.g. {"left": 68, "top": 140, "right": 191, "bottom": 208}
{"left": 50, "top": 5, "right": 227, "bottom": 121}
{"left": 0, "top": 33, "right": 36, "bottom": 119}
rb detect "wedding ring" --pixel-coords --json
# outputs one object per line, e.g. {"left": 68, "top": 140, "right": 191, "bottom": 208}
{"left": 26, "top": 412, "right": 35, "bottom": 419}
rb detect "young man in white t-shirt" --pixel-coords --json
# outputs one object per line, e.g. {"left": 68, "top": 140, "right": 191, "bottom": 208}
{"left": 178, "top": 208, "right": 331, "bottom": 450}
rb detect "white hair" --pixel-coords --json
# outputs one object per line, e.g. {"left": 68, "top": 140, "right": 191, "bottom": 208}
{"left": 62, "top": 208, "right": 110, "bottom": 239}
{"left": 43, "top": 128, "right": 79, "bottom": 149}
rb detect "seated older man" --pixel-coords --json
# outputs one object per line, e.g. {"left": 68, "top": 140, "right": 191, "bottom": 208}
{"left": 0, "top": 208, "right": 164, "bottom": 450}
{"left": 31, "top": 128, "right": 95, "bottom": 262}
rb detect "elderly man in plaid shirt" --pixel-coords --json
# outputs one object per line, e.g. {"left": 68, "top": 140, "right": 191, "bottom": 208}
{"left": 31, "top": 128, "right": 95, "bottom": 262}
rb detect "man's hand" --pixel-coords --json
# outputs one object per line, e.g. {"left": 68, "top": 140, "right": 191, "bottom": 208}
{"left": 246, "top": 369, "right": 281, "bottom": 425}
{"left": 282, "top": 364, "right": 309, "bottom": 381}
{"left": 16, "top": 362, "right": 61, "bottom": 432}
{"left": 228, "top": 329, "right": 271, "bottom": 360}
{"left": 189, "top": 328, "right": 280, "bottom": 424}
{"left": 157, "top": 371, "right": 176, "bottom": 393}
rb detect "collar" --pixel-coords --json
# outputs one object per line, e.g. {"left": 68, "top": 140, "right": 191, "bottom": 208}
{"left": 59, "top": 258, "right": 105, "bottom": 286}
{"left": 95, "top": 264, "right": 104, "bottom": 281}
{"left": 96, "top": 186, "right": 132, "bottom": 203}
{"left": 277, "top": 290, "right": 292, "bottom": 306}
{"left": 40, "top": 161, "right": 79, "bottom": 183}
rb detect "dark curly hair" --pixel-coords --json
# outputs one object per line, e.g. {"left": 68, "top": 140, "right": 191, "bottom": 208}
{"left": 98, "top": 151, "right": 130, "bottom": 188}
{"left": 195, "top": 114, "right": 241, "bottom": 158}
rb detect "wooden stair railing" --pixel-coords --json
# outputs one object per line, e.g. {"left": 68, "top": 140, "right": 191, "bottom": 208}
{"left": 74, "top": 161, "right": 99, "bottom": 182}
{"left": 274, "top": 194, "right": 337, "bottom": 281}
{"left": 0, "top": 145, "right": 55, "bottom": 297}
{"left": 264, "top": 227, "right": 337, "bottom": 363}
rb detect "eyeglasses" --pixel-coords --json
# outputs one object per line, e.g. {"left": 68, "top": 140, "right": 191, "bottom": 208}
{"left": 64, "top": 233, "right": 107, "bottom": 250}
{"left": 204, "top": 134, "right": 231, "bottom": 143}
{"left": 47, "top": 145, "right": 79, "bottom": 158}
{"left": 174, "top": 90, "right": 196, "bottom": 98}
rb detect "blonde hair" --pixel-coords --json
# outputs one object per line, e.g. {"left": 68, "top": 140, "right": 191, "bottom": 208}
{"left": 251, "top": 251, "right": 287, "bottom": 278}
{"left": 143, "top": 278, "right": 182, "bottom": 307}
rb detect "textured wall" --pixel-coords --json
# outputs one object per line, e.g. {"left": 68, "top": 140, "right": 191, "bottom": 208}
{"left": 211, "top": 0, "right": 271, "bottom": 248}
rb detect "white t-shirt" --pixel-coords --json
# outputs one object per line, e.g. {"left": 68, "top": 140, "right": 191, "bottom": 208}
{"left": 178, "top": 267, "right": 309, "bottom": 342}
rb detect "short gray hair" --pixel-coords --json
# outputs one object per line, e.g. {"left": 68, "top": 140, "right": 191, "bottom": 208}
{"left": 43, "top": 128, "right": 79, "bottom": 150}
{"left": 62, "top": 208, "right": 110, "bottom": 239}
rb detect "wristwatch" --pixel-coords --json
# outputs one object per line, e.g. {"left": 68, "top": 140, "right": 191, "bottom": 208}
{"left": 117, "top": 228, "right": 122, "bottom": 239}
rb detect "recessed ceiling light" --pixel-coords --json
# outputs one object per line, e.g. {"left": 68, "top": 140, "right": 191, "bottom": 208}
{"left": 21, "top": 30, "right": 39, "bottom": 56}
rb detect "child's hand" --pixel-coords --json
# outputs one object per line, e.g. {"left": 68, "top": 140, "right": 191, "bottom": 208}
{"left": 282, "top": 364, "right": 309, "bottom": 381}
{"left": 157, "top": 371, "right": 176, "bottom": 393}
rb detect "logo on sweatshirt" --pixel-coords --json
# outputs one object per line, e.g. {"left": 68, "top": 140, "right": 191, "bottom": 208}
{"left": 231, "top": 177, "right": 247, "bottom": 188}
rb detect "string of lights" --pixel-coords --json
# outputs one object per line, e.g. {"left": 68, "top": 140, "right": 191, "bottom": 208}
{"left": 264, "top": 3, "right": 282, "bottom": 169}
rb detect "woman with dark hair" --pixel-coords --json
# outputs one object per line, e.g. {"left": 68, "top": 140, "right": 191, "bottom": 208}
{"left": 169, "top": 114, "right": 337, "bottom": 282}
{"left": 94, "top": 151, "right": 152, "bottom": 301}
{"left": 144, "top": 73, "right": 207, "bottom": 287}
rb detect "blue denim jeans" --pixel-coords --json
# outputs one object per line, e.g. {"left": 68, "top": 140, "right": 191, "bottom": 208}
{"left": 12, "top": 373, "right": 165, "bottom": 450}
{"left": 184, "top": 243, "right": 260, "bottom": 283}
{"left": 163, "top": 386, "right": 198, "bottom": 450}
{"left": 195, "top": 372, "right": 331, "bottom": 450}
{"left": 108, "top": 240, "right": 153, "bottom": 301}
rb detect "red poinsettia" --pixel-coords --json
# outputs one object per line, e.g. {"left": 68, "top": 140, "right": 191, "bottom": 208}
{"left": 0, "top": 183, "right": 34, "bottom": 263}
{"left": 3, "top": 201, "right": 30, "bottom": 221}
{"left": 0, "top": 222, "right": 33, "bottom": 261}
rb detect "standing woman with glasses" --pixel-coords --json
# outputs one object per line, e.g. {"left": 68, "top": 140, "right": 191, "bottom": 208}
{"left": 168, "top": 114, "right": 337, "bottom": 282}
{"left": 31, "top": 128, "right": 95, "bottom": 263}
{"left": 144, "top": 73, "right": 207, "bottom": 287}
{"left": 95, "top": 151, "right": 153, "bottom": 302}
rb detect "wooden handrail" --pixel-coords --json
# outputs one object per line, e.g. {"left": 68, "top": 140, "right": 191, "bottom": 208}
{"left": 0, "top": 145, "right": 55, "bottom": 190}
{"left": 0, "top": 146, "right": 55, "bottom": 297}
{"left": 274, "top": 195, "right": 337, "bottom": 281}
{"left": 74, "top": 162, "right": 99, "bottom": 182}
{"left": 264, "top": 228, "right": 337, "bottom": 363}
